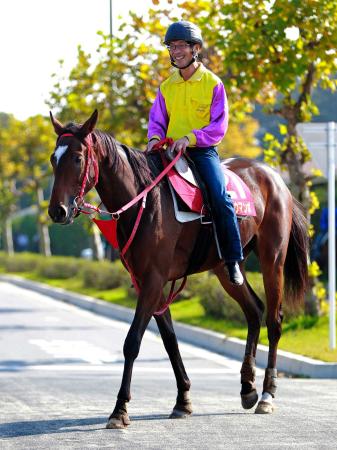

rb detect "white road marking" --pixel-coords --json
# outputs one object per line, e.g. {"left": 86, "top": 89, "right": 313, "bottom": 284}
{"left": 29, "top": 339, "right": 120, "bottom": 364}
{"left": 44, "top": 316, "right": 60, "bottom": 322}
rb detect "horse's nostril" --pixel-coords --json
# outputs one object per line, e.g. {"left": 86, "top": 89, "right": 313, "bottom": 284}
{"left": 57, "top": 205, "right": 68, "bottom": 221}
{"left": 49, "top": 205, "right": 68, "bottom": 223}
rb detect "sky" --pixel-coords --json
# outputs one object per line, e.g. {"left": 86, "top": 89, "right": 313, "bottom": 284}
{"left": 1, "top": 0, "right": 152, "bottom": 120}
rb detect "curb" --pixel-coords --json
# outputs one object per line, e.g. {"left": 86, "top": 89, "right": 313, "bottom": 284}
{"left": 1, "top": 274, "right": 336, "bottom": 378}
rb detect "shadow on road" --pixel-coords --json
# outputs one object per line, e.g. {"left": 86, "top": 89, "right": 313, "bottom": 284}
{"left": 0, "top": 412, "right": 247, "bottom": 437}
{"left": 0, "top": 417, "right": 107, "bottom": 438}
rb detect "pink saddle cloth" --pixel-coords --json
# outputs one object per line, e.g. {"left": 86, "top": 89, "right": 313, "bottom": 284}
{"left": 166, "top": 160, "right": 256, "bottom": 217}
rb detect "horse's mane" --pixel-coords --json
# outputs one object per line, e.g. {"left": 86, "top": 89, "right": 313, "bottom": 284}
{"left": 92, "top": 130, "right": 162, "bottom": 205}
{"left": 63, "top": 123, "right": 161, "bottom": 199}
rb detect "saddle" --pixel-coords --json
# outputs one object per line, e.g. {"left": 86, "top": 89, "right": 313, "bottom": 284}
{"left": 162, "top": 151, "right": 256, "bottom": 223}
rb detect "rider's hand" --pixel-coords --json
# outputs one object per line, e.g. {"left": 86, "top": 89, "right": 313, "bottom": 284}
{"left": 170, "top": 136, "right": 190, "bottom": 154}
{"left": 146, "top": 138, "right": 160, "bottom": 153}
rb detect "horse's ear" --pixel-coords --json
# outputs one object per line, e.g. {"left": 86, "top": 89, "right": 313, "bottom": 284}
{"left": 50, "top": 111, "right": 64, "bottom": 136}
{"left": 79, "top": 110, "right": 98, "bottom": 137}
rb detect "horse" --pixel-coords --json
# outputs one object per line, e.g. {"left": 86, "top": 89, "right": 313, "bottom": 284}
{"left": 48, "top": 110, "right": 309, "bottom": 428}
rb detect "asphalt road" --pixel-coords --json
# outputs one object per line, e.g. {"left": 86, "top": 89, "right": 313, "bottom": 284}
{"left": 1, "top": 281, "right": 337, "bottom": 450}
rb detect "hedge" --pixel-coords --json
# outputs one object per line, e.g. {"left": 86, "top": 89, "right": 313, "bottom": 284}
{"left": 0, "top": 252, "right": 300, "bottom": 323}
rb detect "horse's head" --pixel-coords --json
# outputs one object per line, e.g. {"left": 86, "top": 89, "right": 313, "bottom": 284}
{"left": 48, "top": 110, "right": 98, "bottom": 224}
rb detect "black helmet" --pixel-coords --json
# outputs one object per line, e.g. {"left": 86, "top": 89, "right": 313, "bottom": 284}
{"left": 164, "top": 21, "right": 203, "bottom": 46}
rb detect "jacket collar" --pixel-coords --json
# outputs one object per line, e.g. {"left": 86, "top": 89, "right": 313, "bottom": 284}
{"left": 171, "top": 63, "right": 206, "bottom": 84}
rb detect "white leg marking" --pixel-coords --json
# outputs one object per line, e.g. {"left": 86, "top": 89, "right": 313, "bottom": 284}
{"left": 261, "top": 392, "right": 273, "bottom": 404}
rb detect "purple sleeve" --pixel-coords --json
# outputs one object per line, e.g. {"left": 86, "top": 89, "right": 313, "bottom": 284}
{"left": 147, "top": 89, "right": 169, "bottom": 140}
{"left": 193, "top": 83, "right": 228, "bottom": 147}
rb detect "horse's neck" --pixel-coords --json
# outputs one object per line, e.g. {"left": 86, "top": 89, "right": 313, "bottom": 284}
{"left": 95, "top": 145, "right": 138, "bottom": 214}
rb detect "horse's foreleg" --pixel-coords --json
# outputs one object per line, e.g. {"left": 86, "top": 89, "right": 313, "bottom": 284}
{"left": 106, "top": 312, "right": 151, "bottom": 429}
{"left": 155, "top": 308, "right": 192, "bottom": 418}
{"left": 214, "top": 265, "right": 264, "bottom": 410}
{"left": 106, "top": 272, "right": 164, "bottom": 429}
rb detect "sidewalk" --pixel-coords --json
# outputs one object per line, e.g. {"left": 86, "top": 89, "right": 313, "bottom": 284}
{"left": 1, "top": 274, "right": 336, "bottom": 378}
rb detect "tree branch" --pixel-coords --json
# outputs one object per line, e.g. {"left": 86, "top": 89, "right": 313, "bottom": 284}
{"left": 295, "top": 62, "right": 316, "bottom": 112}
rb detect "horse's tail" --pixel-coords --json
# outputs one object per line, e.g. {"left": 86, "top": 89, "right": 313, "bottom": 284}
{"left": 284, "top": 198, "right": 310, "bottom": 307}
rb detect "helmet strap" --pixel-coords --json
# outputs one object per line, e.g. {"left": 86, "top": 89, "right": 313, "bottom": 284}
{"left": 170, "top": 55, "right": 196, "bottom": 69}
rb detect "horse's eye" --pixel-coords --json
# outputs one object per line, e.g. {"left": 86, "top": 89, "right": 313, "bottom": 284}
{"left": 73, "top": 155, "right": 82, "bottom": 164}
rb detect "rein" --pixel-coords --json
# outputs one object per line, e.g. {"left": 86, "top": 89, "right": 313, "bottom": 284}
{"left": 72, "top": 136, "right": 180, "bottom": 220}
{"left": 59, "top": 134, "right": 186, "bottom": 315}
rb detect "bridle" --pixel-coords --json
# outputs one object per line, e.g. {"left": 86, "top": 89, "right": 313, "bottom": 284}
{"left": 57, "top": 132, "right": 99, "bottom": 214}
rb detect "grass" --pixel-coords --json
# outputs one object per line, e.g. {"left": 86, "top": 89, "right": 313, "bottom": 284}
{"left": 170, "top": 298, "right": 337, "bottom": 362}
{"left": 1, "top": 257, "right": 337, "bottom": 363}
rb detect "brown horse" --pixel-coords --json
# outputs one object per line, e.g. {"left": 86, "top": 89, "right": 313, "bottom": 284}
{"left": 48, "top": 110, "right": 309, "bottom": 428}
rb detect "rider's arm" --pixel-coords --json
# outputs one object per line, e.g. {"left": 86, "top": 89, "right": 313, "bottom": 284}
{"left": 147, "top": 89, "right": 169, "bottom": 142}
{"left": 187, "top": 83, "right": 228, "bottom": 147}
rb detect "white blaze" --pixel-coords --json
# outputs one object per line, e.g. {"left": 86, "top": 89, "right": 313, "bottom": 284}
{"left": 54, "top": 145, "right": 68, "bottom": 165}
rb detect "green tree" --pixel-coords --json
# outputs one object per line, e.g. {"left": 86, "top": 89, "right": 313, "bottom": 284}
{"left": 219, "top": 117, "right": 262, "bottom": 159}
{"left": 12, "top": 116, "right": 55, "bottom": 256}
{"left": 0, "top": 115, "right": 19, "bottom": 254}
{"left": 48, "top": 29, "right": 169, "bottom": 147}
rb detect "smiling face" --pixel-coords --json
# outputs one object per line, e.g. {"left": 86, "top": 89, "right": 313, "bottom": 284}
{"left": 167, "top": 40, "right": 201, "bottom": 68}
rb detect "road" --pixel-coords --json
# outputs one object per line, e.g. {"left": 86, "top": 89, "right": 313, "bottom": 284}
{"left": 0, "top": 281, "right": 337, "bottom": 449}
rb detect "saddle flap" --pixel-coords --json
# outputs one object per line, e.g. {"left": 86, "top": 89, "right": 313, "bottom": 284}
{"left": 221, "top": 165, "right": 257, "bottom": 217}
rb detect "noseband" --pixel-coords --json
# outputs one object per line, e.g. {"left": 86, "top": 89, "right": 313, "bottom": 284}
{"left": 58, "top": 133, "right": 99, "bottom": 213}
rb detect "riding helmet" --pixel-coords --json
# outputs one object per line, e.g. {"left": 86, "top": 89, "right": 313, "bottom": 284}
{"left": 164, "top": 21, "right": 203, "bottom": 46}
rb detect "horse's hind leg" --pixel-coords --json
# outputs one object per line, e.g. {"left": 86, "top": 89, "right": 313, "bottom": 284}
{"left": 254, "top": 228, "right": 289, "bottom": 414}
{"left": 214, "top": 266, "right": 264, "bottom": 410}
{"left": 155, "top": 308, "right": 192, "bottom": 418}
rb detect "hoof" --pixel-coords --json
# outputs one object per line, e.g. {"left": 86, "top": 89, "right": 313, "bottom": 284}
{"left": 106, "top": 413, "right": 131, "bottom": 429}
{"left": 169, "top": 403, "right": 193, "bottom": 419}
{"left": 241, "top": 389, "right": 258, "bottom": 410}
{"left": 169, "top": 408, "right": 192, "bottom": 419}
{"left": 255, "top": 401, "right": 274, "bottom": 414}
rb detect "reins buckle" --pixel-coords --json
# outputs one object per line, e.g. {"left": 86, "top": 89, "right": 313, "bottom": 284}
{"left": 73, "top": 196, "right": 81, "bottom": 211}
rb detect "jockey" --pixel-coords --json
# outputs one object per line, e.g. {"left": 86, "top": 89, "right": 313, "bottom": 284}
{"left": 146, "top": 20, "right": 244, "bottom": 285}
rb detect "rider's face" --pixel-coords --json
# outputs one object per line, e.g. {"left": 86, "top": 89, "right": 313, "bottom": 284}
{"left": 168, "top": 40, "right": 198, "bottom": 68}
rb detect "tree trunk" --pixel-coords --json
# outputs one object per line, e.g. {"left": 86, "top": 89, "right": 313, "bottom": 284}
{"left": 36, "top": 186, "right": 51, "bottom": 257}
{"left": 92, "top": 224, "right": 104, "bottom": 260}
{"left": 2, "top": 217, "right": 14, "bottom": 255}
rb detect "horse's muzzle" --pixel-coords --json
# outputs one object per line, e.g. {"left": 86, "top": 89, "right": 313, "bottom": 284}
{"left": 48, "top": 204, "right": 74, "bottom": 225}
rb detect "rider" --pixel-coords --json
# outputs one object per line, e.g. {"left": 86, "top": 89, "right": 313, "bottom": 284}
{"left": 146, "top": 21, "right": 244, "bottom": 285}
